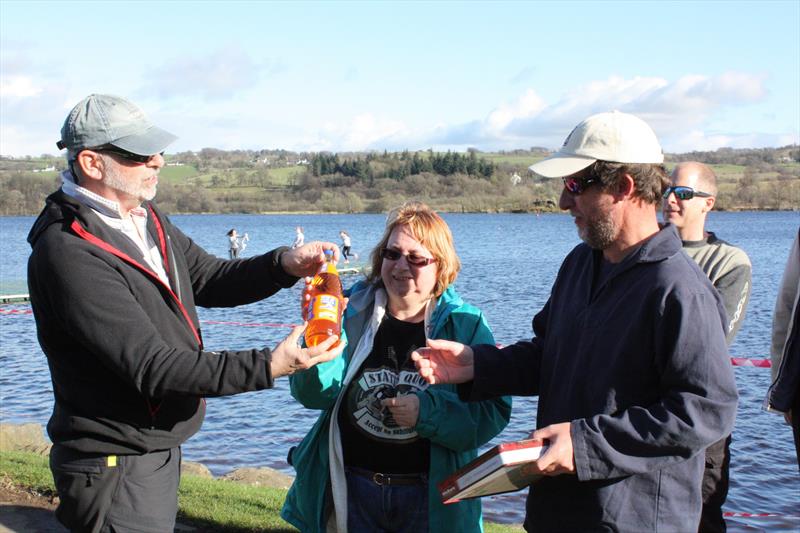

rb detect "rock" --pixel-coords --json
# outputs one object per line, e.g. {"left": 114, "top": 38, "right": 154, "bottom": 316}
{"left": 220, "top": 467, "right": 293, "bottom": 489}
{"left": 0, "top": 423, "right": 51, "bottom": 455}
{"left": 181, "top": 461, "right": 213, "bottom": 479}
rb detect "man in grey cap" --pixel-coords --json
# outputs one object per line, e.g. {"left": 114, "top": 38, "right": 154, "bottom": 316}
{"left": 28, "top": 94, "right": 345, "bottom": 532}
{"left": 414, "top": 111, "right": 738, "bottom": 531}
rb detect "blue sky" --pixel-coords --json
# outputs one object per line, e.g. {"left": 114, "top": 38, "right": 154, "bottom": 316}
{"left": 1, "top": 0, "right": 798, "bottom": 157}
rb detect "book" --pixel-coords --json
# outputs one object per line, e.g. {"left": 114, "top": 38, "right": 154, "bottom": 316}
{"left": 438, "top": 438, "right": 549, "bottom": 504}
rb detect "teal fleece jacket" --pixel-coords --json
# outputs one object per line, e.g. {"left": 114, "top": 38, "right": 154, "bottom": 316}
{"left": 281, "top": 281, "right": 512, "bottom": 532}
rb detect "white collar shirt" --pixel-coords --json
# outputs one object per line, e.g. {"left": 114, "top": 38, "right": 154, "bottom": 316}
{"left": 61, "top": 170, "right": 171, "bottom": 287}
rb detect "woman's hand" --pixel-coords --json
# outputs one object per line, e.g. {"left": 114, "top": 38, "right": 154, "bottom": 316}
{"left": 382, "top": 394, "right": 420, "bottom": 428}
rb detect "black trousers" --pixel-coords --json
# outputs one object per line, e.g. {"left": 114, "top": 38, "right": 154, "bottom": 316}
{"left": 792, "top": 387, "right": 800, "bottom": 471}
{"left": 50, "top": 444, "right": 181, "bottom": 533}
{"left": 698, "top": 435, "right": 732, "bottom": 533}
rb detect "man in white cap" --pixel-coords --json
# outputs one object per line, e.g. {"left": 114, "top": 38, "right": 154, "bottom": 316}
{"left": 27, "top": 94, "right": 344, "bottom": 532}
{"left": 413, "top": 111, "right": 738, "bottom": 531}
{"left": 664, "top": 161, "right": 751, "bottom": 533}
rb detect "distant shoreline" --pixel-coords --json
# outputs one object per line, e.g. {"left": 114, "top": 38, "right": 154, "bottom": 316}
{"left": 3, "top": 207, "right": 797, "bottom": 218}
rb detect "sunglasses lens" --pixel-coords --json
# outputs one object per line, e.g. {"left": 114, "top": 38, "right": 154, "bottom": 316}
{"left": 381, "top": 248, "right": 401, "bottom": 260}
{"left": 664, "top": 186, "right": 694, "bottom": 200}
{"left": 406, "top": 255, "right": 428, "bottom": 266}
{"left": 98, "top": 146, "right": 160, "bottom": 164}
{"left": 563, "top": 177, "right": 581, "bottom": 194}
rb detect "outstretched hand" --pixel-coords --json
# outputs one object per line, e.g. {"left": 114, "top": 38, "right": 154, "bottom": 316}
{"left": 411, "top": 338, "right": 475, "bottom": 385}
{"left": 281, "top": 242, "right": 340, "bottom": 278}
{"left": 270, "top": 323, "right": 344, "bottom": 378}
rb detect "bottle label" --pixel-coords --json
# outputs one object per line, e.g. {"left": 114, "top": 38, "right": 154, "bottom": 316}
{"left": 309, "top": 294, "right": 339, "bottom": 322}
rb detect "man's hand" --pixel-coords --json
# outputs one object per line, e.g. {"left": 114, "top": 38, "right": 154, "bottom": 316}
{"left": 270, "top": 324, "right": 344, "bottom": 378}
{"left": 381, "top": 394, "right": 419, "bottom": 428}
{"left": 281, "top": 242, "right": 340, "bottom": 278}
{"left": 411, "top": 338, "right": 475, "bottom": 385}
{"left": 529, "top": 422, "right": 576, "bottom": 476}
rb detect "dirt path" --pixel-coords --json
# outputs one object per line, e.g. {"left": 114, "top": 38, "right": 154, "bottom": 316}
{"left": 0, "top": 479, "right": 63, "bottom": 532}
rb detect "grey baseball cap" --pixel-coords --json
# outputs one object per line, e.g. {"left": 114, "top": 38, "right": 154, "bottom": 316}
{"left": 57, "top": 94, "right": 177, "bottom": 158}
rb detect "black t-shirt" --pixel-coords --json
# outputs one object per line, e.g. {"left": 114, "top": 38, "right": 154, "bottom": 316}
{"left": 338, "top": 313, "right": 431, "bottom": 474}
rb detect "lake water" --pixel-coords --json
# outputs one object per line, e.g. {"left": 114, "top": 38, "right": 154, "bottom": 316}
{"left": 1, "top": 210, "right": 799, "bottom": 530}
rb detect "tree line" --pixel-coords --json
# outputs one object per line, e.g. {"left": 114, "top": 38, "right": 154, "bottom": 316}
{"left": 311, "top": 150, "right": 495, "bottom": 182}
{"left": 0, "top": 145, "right": 796, "bottom": 216}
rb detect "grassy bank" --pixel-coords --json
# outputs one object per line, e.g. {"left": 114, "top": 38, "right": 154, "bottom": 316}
{"left": 0, "top": 450, "right": 523, "bottom": 532}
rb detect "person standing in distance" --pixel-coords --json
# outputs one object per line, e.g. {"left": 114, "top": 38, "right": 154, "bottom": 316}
{"left": 293, "top": 226, "right": 305, "bottom": 249}
{"left": 28, "top": 94, "right": 344, "bottom": 533}
{"left": 340, "top": 230, "right": 352, "bottom": 263}
{"left": 227, "top": 228, "right": 241, "bottom": 259}
{"left": 663, "top": 161, "right": 752, "bottom": 532}
{"left": 413, "top": 111, "right": 738, "bottom": 532}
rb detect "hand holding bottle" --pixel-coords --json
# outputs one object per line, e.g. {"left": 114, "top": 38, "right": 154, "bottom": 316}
{"left": 303, "top": 250, "right": 344, "bottom": 347}
{"left": 281, "top": 242, "right": 340, "bottom": 278}
{"left": 270, "top": 324, "right": 343, "bottom": 378}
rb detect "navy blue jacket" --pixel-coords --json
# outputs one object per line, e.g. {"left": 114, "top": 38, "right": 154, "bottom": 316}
{"left": 767, "top": 227, "right": 800, "bottom": 413}
{"left": 466, "top": 224, "right": 738, "bottom": 532}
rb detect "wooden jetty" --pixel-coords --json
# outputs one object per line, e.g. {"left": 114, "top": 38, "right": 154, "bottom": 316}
{"left": 0, "top": 294, "right": 31, "bottom": 304}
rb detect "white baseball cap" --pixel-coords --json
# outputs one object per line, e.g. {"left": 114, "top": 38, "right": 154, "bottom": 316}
{"left": 529, "top": 111, "right": 664, "bottom": 178}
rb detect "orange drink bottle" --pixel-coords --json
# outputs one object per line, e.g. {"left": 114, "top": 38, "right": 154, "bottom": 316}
{"left": 304, "top": 250, "right": 343, "bottom": 347}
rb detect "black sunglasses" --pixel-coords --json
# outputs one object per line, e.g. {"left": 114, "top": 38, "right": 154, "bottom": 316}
{"left": 380, "top": 248, "right": 436, "bottom": 267}
{"left": 662, "top": 186, "right": 713, "bottom": 200}
{"left": 562, "top": 172, "right": 599, "bottom": 195}
{"left": 90, "top": 144, "right": 164, "bottom": 164}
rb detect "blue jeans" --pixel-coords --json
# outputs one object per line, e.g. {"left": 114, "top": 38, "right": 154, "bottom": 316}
{"left": 345, "top": 468, "right": 428, "bottom": 533}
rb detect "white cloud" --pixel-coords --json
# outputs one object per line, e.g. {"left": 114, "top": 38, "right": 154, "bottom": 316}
{"left": 300, "top": 113, "right": 409, "bottom": 152}
{"left": 409, "top": 72, "right": 774, "bottom": 152}
{"left": 0, "top": 75, "right": 42, "bottom": 98}
{"left": 143, "top": 47, "right": 285, "bottom": 101}
{"left": 0, "top": 69, "right": 792, "bottom": 157}
{"left": 669, "top": 130, "right": 799, "bottom": 153}
{"left": 486, "top": 89, "right": 546, "bottom": 133}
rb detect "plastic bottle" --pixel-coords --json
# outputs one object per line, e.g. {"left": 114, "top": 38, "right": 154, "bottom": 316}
{"left": 304, "top": 250, "right": 343, "bottom": 347}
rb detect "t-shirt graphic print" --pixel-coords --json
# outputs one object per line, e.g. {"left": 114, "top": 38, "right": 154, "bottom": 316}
{"left": 347, "top": 345, "right": 430, "bottom": 441}
{"left": 338, "top": 313, "right": 431, "bottom": 473}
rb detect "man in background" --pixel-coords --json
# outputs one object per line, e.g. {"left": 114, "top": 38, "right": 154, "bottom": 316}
{"left": 413, "top": 111, "right": 738, "bottom": 532}
{"left": 28, "top": 94, "right": 343, "bottom": 532}
{"left": 663, "top": 161, "right": 752, "bottom": 533}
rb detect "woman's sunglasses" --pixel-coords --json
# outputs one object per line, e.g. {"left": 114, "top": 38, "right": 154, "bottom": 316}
{"left": 380, "top": 248, "right": 436, "bottom": 267}
{"left": 662, "top": 186, "right": 713, "bottom": 200}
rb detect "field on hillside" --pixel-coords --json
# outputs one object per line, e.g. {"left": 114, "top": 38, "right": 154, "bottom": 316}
{"left": 159, "top": 164, "right": 199, "bottom": 184}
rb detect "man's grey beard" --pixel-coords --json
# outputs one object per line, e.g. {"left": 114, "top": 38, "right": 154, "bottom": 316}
{"left": 101, "top": 155, "right": 157, "bottom": 202}
{"left": 580, "top": 213, "right": 617, "bottom": 250}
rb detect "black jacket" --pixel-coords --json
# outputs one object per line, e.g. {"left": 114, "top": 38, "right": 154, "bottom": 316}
{"left": 27, "top": 191, "right": 297, "bottom": 454}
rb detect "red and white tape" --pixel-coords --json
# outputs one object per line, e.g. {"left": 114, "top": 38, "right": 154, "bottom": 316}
{"left": 723, "top": 511, "right": 797, "bottom": 518}
{"left": 0, "top": 308, "right": 780, "bottom": 369}
{"left": 730, "top": 357, "right": 771, "bottom": 368}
